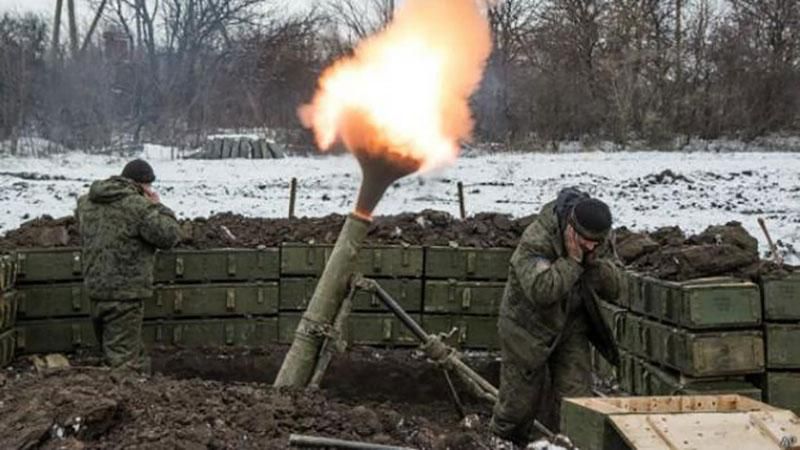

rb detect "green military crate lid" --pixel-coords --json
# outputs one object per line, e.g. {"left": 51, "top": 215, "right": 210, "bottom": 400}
{"left": 279, "top": 277, "right": 422, "bottom": 312}
{"left": 15, "top": 319, "right": 97, "bottom": 354}
{"left": 145, "top": 283, "right": 279, "bottom": 319}
{"left": 765, "top": 324, "right": 800, "bottom": 369}
{"left": 0, "top": 328, "right": 14, "bottom": 368}
{"left": 277, "top": 312, "right": 420, "bottom": 347}
{"left": 423, "top": 280, "right": 504, "bottom": 315}
{"left": 761, "top": 273, "right": 800, "bottom": 321}
{"left": 16, "top": 283, "right": 90, "bottom": 319}
{"left": 0, "top": 289, "right": 19, "bottom": 332}
{"left": 641, "top": 317, "right": 765, "bottom": 377}
{"left": 424, "top": 246, "right": 511, "bottom": 280}
{"left": 280, "top": 244, "right": 423, "bottom": 277}
{"left": 639, "top": 358, "right": 761, "bottom": 400}
{"left": 143, "top": 318, "right": 278, "bottom": 348}
{"left": 641, "top": 276, "right": 762, "bottom": 329}
{"left": 155, "top": 248, "right": 280, "bottom": 283}
{"left": 763, "top": 371, "right": 800, "bottom": 415}
{"left": 422, "top": 314, "right": 498, "bottom": 349}
{"left": 14, "top": 248, "right": 83, "bottom": 283}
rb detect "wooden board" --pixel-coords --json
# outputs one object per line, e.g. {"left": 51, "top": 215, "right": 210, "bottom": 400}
{"left": 610, "top": 410, "right": 800, "bottom": 450}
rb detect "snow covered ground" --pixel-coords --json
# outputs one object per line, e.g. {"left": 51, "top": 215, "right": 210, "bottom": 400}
{"left": 1, "top": 149, "right": 798, "bottom": 262}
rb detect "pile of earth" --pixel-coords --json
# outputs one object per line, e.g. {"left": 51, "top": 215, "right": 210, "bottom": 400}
{"left": 0, "top": 348, "right": 500, "bottom": 450}
{"left": 0, "top": 210, "right": 535, "bottom": 251}
{"left": 614, "top": 221, "right": 789, "bottom": 281}
{"left": 0, "top": 212, "right": 791, "bottom": 281}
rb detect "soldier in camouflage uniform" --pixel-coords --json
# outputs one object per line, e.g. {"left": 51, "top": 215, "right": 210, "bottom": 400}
{"left": 490, "top": 187, "right": 621, "bottom": 447}
{"left": 76, "top": 159, "right": 181, "bottom": 372}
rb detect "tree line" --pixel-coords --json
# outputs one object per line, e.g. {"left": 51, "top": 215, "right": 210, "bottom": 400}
{"left": 0, "top": 0, "right": 797, "bottom": 151}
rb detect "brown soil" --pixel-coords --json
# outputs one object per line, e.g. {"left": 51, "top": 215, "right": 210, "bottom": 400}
{"left": 0, "top": 347, "right": 499, "bottom": 450}
{"left": 0, "top": 210, "right": 534, "bottom": 251}
{"left": 1, "top": 213, "right": 791, "bottom": 281}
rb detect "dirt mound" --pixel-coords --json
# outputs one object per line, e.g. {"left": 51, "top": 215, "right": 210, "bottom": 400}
{"left": 0, "top": 362, "right": 492, "bottom": 450}
{"left": 0, "top": 210, "right": 535, "bottom": 251}
{"left": 616, "top": 222, "right": 789, "bottom": 281}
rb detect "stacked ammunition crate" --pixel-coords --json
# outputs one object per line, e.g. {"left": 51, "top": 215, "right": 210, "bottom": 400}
{"left": 277, "top": 244, "right": 425, "bottom": 347}
{"left": 421, "top": 246, "right": 511, "bottom": 350}
{"left": 14, "top": 248, "right": 282, "bottom": 352}
{"left": 604, "top": 272, "right": 766, "bottom": 400}
{"left": 0, "top": 254, "right": 17, "bottom": 366}
{"left": 758, "top": 273, "right": 800, "bottom": 414}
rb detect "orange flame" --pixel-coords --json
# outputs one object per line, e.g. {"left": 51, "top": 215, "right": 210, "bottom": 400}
{"left": 299, "top": 0, "right": 492, "bottom": 172}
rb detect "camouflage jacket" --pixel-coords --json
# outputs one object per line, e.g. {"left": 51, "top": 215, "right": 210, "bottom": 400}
{"left": 76, "top": 176, "right": 181, "bottom": 300}
{"left": 499, "top": 189, "right": 621, "bottom": 368}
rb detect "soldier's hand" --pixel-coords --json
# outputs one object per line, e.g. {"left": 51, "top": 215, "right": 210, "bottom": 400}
{"left": 142, "top": 186, "right": 161, "bottom": 204}
{"left": 564, "top": 225, "right": 584, "bottom": 263}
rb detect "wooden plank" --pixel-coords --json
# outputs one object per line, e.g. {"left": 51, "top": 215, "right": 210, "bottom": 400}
{"left": 612, "top": 412, "right": 791, "bottom": 450}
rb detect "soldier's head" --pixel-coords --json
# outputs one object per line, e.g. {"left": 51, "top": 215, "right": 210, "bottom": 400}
{"left": 121, "top": 159, "right": 156, "bottom": 188}
{"left": 567, "top": 198, "right": 612, "bottom": 252}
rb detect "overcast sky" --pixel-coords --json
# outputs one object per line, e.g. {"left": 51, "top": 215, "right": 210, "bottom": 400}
{"left": 0, "top": 0, "right": 316, "bottom": 21}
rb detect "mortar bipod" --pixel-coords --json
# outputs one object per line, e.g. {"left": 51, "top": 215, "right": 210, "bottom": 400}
{"left": 351, "top": 275, "right": 577, "bottom": 450}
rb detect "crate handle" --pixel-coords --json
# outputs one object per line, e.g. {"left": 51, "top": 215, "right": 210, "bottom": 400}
{"left": 16, "top": 253, "right": 26, "bottom": 277}
{"left": 401, "top": 247, "right": 410, "bottom": 267}
{"left": 72, "top": 251, "right": 82, "bottom": 274}
{"left": 174, "top": 291, "right": 183, "bottom": 313}
{"left": 458, "top": 322, "right": 468, "bottom": 344}
{"left": 226, "top": 288, "right": 236, "bottom": 311}
{"left": 461, "top": 287, "right": 472, "bottom": 310}
{"left": 466, "top": 252, "right": 477, "bottom": 274}
{"left": 71, "top": 286, "right": 82, "bottom": 311}
{"left": 71, "top": 323, "right": 82, "bottom": 346}
{"left": 227, "top": 254, "right": 237, "bottom": 276}
{"left": 257, "top": 287, "right": 265, "bottom": 305}
{"left": 16, "top": 328, "right": 25, "bottom": 350}
{"left": 382, "top": 319, "right": 393, "bottom": 341}
{"left": 225, "top": 324, "right": 235, "bottom": 345}
{"left": 373, "top": 249, "right": 383, "bottom": 273}
{"left": 175, "top": 256, "right": 184, "bottom": 277}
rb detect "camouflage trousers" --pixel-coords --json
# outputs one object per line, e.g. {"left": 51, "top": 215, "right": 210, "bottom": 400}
{"left": 91, "top": 299, "right": 148, "bottom": 373}
{"left": 490, "top": 317, "right": 591, "bottom": 446}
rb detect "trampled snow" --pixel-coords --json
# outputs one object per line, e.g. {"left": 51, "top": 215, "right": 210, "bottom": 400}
{"left": 1, "top": 150, "right": 798, "bottom": 262}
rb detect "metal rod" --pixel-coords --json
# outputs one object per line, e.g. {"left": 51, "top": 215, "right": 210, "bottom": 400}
{"left": 457, "top": 181, "right": 466, "bottom": 219}
{"left": 288, "top": 434, "right": 415, "bottom": 450}
{"left": 370, "top": 281, "right": 428, "bottom": 341}
{"left": 442, "top": 368, "right": 467, "bottom": 418}
{"left": 289, "top": 177, "right": 297, "bottom": 219}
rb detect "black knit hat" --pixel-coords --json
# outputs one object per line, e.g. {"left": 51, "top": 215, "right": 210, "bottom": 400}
{"left": 570, "top": 198, "right": 612, "bottom": 241}
{"left": 121, "top": 159, "right": 156, "bottom": 183}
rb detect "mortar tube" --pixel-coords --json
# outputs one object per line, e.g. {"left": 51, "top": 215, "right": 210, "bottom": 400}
{"left": 274, "top": 213, "right": 370, "bottom": 387}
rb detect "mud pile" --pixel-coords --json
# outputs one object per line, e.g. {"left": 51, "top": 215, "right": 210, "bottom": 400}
{"left": 0, "top": 349, "right": 497, "bottom": 450}
{"left": 0, "top": 210, "right": 535, "bottom": 251}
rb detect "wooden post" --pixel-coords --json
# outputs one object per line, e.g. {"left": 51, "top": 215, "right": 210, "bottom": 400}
{"left": 289, "top": 177, "right": 297, "bottom": 219}
{"left": 457, "top": 181, "right": 466, "bottom": 219}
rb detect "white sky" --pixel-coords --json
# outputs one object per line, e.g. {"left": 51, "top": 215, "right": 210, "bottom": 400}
{"left": 0, "top": 0, "right": 316, "bottom": 19}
